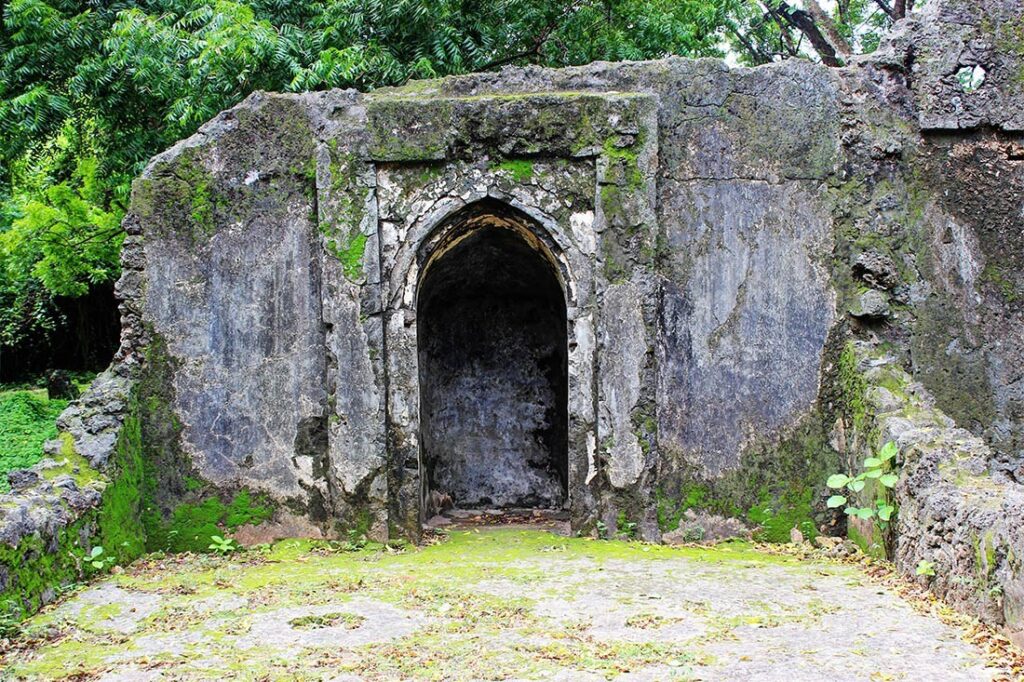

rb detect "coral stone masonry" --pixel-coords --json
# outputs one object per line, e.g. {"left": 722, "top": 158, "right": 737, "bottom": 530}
{"left": 3, "top": 0, "right": 1024, "bottom": 648}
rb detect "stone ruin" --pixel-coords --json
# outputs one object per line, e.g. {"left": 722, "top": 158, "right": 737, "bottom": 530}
{"left": 2, "top": 0, "right": 1024, "bottom": 645}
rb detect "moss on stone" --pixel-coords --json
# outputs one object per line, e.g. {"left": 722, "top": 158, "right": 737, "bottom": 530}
{"left": 656, "top": 376, "right": 842, "bottom": 544}
{"left": 980, "top": 263, "right": 1021, "bottom": 303}
{"left": 97, "top": 404, "right": 148, "bottom": 564}
{"left": 847, "top": 517, "right": 887, "bottom": 559}
{"left": 133, "top": 150, "right": 225, "bottom": 247}
{"left": 38, "top": 433, "right": 103, "bottom": 487}
{"left": 0, "top": 391, "right": 148, "bottom": 621}
{"left": 993, "top": 15, "right": 1024, "bottom": 84}
{"left": 321, "top": 148, "right": 368, "bottom": 280}
{"left": 130, "top": 332, "right": 275, "bottom": 554}
{"left": 838, "top": 342, "right": 869, "bottom": 431}
{"left": 366, "top": 97, "right": 452, "bottom": 160}
{"left": 601, "top": 134, "right": 645, "bottom": 190}
{"left": 747, "top": 487, "right": 819, "bottom": 543}
{"left": 975, "top": 530, "right": 999, "bottom": 581}
{"left": 490, "top": 159, "right": 535, "bottom": 183}
{"left": 130, "top": 331, "right": 272, "bottom": 553}
{"left": 656, "top": 483, "right": 713, "bottom": 532}
{"left": 0, "top": 518, "right": 93, "bottom": 619}
{"left": 911, "top": 299, "right": 997, "bottom": 430}
{"left": 338, "top": 232, "right": 368, "bottom": 280}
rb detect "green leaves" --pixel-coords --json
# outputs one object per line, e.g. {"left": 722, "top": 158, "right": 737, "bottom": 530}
{"left": 916, "top": 559, "right": 936, "bottom": 577}
{"left": 826, "top": 474, "right": 851, "bottom": 489}
{"left": 88, "top": 545, "right": 113, "bottom": 570}
{"left": 824, "top": 441, "right": 900, "bottom": 527}
{"left": 1, "top": 148, "right": 123, "bottom": 298}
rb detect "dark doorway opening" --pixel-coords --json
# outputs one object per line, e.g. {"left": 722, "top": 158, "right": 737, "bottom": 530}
{"left": 417, "top": 206, "right": 568, "bottom": 513}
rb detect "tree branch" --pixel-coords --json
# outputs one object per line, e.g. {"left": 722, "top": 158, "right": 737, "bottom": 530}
{"left": 873, "top": 0, "right": 897, "bottom": 19}
{"left": 477, "top": 0, "right": 583, "bottom": 71}
{"left": 765, "top": 6, "right": 801, "bottom": 57}
{"left": 726, "top": 22, "right": 772, "bottom": 65}
{"left": 771, "top": 0, "right": 844, "bottom": 67}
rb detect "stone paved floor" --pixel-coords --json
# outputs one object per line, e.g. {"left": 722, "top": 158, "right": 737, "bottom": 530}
{"left": 0, "top": 529, "right": 1004, "bottom": 680}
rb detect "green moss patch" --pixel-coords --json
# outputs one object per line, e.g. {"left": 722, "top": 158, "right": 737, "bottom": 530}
{"left": 289, "top": 611, "right": 365, "bottom": 630}
{"left": 657, "top": 413, "right": 838, "bottom": 543}
{"left": 144, "top": 489, "right": 274, "bottom": 554}
{"left": 490, "top": 159, "right": 534, "bottom": 182}
{"left": 338, "top": 231, "right": 368, "bottom": 280}
{"left": 748, "top": 487, "right": 819, "bottom": 543}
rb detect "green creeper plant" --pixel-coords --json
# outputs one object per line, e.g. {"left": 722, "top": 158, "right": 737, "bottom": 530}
{"left": 915, "top": 559, "right": 936, "bottom": 577}
{"left": 826, "top": 441, "right": 899, "bottom": 522}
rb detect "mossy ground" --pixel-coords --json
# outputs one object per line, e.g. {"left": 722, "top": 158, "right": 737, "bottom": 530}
{"left": 2, "top": 528, "right": 993, "bottom": 680}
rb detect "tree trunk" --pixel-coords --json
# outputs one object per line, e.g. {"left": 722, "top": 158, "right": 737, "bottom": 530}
{"left": 805, "top": 0, "right": 853, "bottom": 58}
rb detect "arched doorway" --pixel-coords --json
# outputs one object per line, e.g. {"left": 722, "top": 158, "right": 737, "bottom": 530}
{"left": 416, "top": 201, "right": 569, "bottom": 512}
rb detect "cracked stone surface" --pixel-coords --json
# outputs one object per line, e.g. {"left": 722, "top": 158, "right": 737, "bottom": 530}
{"left": 3, "top": 529, "right": 1002, "bottom": 680}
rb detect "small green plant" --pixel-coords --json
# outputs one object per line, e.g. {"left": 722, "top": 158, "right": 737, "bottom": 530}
{"left": 826, "top": 441, "right": 899, "bottom": 522}
{"left": 956, "top": 65, "right": 986, "bottom": 93}
{"left": 86, "top": 546, "right": 115, "bottom": 571}
{"left": 916, "top": 559, "right": 936, "bottom": 577}
{"left": 0, "top": 601, "right": 21, "bottom": 639}
{"left": 341, "top": 529, "right": 369, "bottom": 551}
{"left": 596, "top": 520, "right": 609, "bottom": 540}
{"left": 208, "top": 535, "right": 238, "bottom": 555}
{"left": 616, "top": 512, "right": 638, "bottom": 540}
{"left": 683, "top": 526, "right": 706, "bottom": 543}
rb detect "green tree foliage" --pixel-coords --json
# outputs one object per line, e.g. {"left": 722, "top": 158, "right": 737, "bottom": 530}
{"left": 0, "top": 0, "right": 906, "bottom": 362}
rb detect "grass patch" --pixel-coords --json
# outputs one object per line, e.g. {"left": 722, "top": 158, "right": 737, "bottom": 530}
{"left": 0, "top": 389, "right": 69, "bottom": 492}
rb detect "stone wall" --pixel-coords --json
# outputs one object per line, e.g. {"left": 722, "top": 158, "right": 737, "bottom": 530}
{"left": 2, "top": 0, "right": 1023, "bottom": 632}
{"left": 84, "top": 0, "right": 1024, "bottom": 544}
